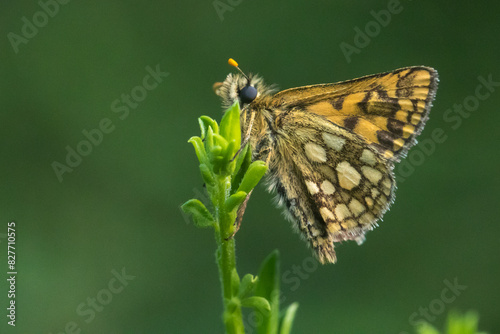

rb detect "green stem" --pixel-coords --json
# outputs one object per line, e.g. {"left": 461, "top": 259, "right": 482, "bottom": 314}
{"left": 215, "top": 175, "right": 245, "bottom": 334}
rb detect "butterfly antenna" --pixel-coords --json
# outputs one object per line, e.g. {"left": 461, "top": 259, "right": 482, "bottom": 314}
{"left": 228, "top": 58, "right": 251, "bottom": 82}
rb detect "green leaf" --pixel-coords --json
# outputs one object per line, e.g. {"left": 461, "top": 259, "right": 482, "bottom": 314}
{"left": 239, "top": 274, "right": 258, "bottom": 299}
{"left": 445, "top": 310, "right": 484, "bottom": 334}
{"left": 225, "top": 297, "right": 240, "bottom": 314}
{"left": 231, "top": 144, "right": 252, "bottom": 194}
{"left": 255, "top": 250, "right": 280, "bottom": 334}
{"left": 416, "top": 323, "right": 441, "bottom": 334}
{"left": 199, "top": 116, "right": 219, "bottom": 139}
{"left": 219, "top": 102, "right": 241, "bottom": 154}
{"left": 211, "top": 145, "right": 223, "bottom": 157}
{"left": 415, "top": 310, "right": 487, "bottom": 334}
{"left": 205, "top": 126, "right": 215, "bottom": 154}
{"left": 279, "top": 303, "right": 299, "bottom": 334}
{"left": 221, "top": 139, "right": 237, "bottom": 175}
{"left": 225, "top": 191, "right": 247, "bottom": 213}
{"left": 199, "top": 164, "right": 215, "bottom": 187}
{"left": 181, "top": 199, "right": 215, "bottom": 228}
{"left": 231, "top": 268, "right": 240, "bottom": 298}
{"left": 255, "top": 250, "right": 280, "bottom": 300}
{"left": 237, "top": 160, "right": 267, "bottom": 194}
{"left": 233, "top": 144, "right": 250, "bottom": 176}
{"left": 187, "top": 136, "right": 207, "bottom": 165}
{"left": 209, "top": 133, "right": 230, "bottom": 175}
{"left": 241, "top": 296, "right": 271, "bottom": 316}
{"left": 213, "top": 133, "right": 229, "bottom": 152}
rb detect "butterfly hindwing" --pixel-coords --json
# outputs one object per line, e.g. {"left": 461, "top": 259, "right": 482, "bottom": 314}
{"left": 267, "top": 108, "right": 395, "bottom": 263}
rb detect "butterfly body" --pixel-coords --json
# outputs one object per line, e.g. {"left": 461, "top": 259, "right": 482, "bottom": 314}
{"left": 216, "top": 66, "right": 438, "bottom": 263}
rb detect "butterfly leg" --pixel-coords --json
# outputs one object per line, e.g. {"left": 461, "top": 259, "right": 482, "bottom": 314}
{"left": 225, "top": 189, "right": 253, "bottom": 240}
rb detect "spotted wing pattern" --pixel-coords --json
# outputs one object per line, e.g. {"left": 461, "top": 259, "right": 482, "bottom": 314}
{"left": 266, "top": 108, "right": 395, "bottom": 263}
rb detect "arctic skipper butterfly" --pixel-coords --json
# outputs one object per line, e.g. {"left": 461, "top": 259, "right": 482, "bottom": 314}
{"left": 214, "top": 59, "right": 438, "bottom": 263}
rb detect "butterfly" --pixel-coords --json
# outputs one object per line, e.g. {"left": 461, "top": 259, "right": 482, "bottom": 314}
{"left": 214, "top": 58, "right": 438, "bottom": 263}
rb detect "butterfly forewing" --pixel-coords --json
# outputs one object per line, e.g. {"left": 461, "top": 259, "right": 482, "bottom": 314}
{"left": 273, "top": 67, "right": 438, "bottom": 161}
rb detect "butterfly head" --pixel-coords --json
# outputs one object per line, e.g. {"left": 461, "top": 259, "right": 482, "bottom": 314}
{"left": 213, "top": 58, "right": 276, "bottom": 109}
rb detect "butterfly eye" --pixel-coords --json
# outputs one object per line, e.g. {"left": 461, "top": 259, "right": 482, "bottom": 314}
{"left": 240, "top": 85, "right": 257, "bottom": 103}
{"left": 227, "top": 58, "right": 258, "bottom": 103}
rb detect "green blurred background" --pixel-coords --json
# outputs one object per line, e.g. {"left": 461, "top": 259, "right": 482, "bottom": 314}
{"left": 1, "top": 1, "right": 499, "bottom": 333}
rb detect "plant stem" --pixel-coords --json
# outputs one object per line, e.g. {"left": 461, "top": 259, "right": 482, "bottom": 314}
{"left": 215, "top": 175, "right": 245, "bottom": 334}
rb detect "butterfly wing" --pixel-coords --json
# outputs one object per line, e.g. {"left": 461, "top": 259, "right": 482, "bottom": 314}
{"left": 263, "top": 67, "right": 438, "bottom": 263}
{"left": 271, "top": 67, "right": 439, "bottom": 161}
{"left": 267, "top": 107, "right": 395, "bottom": 263}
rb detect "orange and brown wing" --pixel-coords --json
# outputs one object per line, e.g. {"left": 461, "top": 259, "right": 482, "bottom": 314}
{"left": 271, "top": 67, "right": 439, "bottom": 161}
